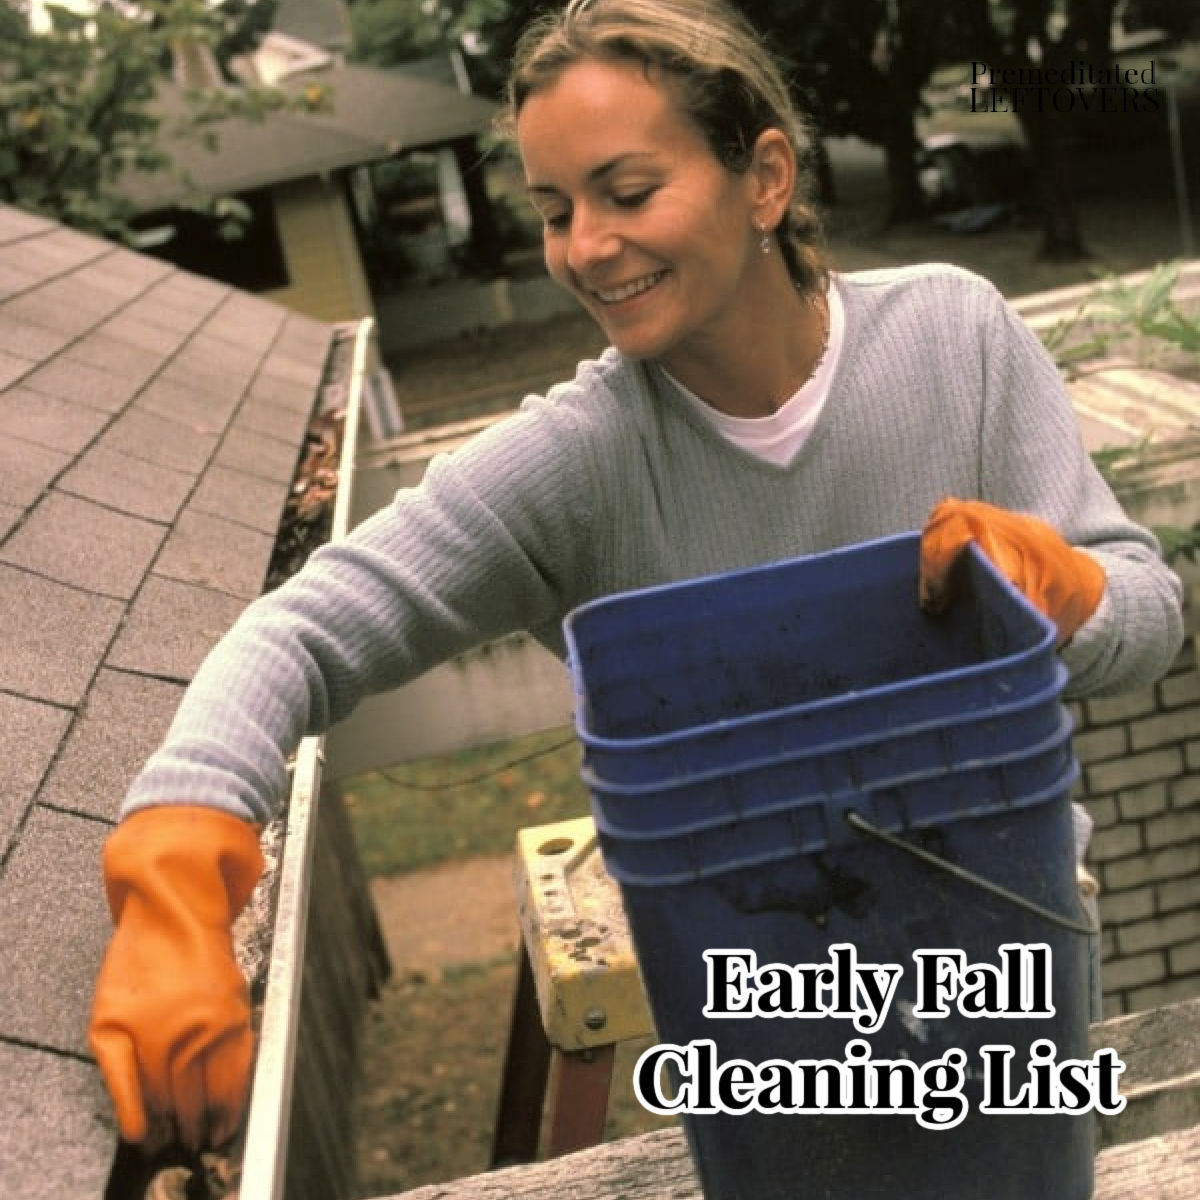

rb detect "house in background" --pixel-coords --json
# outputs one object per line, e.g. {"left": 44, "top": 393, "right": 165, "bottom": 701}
{"left": 122, "top": 0, "right": 501, "bottom": 328}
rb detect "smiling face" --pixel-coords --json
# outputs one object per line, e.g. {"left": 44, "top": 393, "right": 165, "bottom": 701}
{"left": 516, "top": 57, "right": 781, "bottom": 375}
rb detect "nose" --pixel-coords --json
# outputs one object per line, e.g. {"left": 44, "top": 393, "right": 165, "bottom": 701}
{"left": 564, "top": 203, "right": 620, "bottom": 277}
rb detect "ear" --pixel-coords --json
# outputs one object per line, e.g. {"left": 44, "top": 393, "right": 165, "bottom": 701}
{"left": 747, "top": 128, "right": 796, "bottom": 230}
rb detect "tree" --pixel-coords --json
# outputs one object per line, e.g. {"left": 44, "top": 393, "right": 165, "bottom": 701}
{"left": 1120, "top": 0, "right": 1200, "bottom": 40}
{"left": 348, "top": 0, "right": 542, "bottom": 95}
{"left": 352, "top": 0, "right": 1170, "bottom": 260}
{"left": 745, "top": 0, "right": 1151, "bottom": 260}
{"left": 738, "top": 0, "right": 997, "bottom": 226}
{"left": 0, "top": 0, "right": 324, "bottom": 242}
{"left": 348, "top": 0, "right": 946, "bottom": 226}
{"left": 350, "top": 0, "right": 450, "bottom": 66}
{"left": 974, "top": 0, "right": 1120, "bottom": 261}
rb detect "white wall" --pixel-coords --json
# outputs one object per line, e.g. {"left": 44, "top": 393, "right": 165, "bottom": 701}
{"left": 323, "top": 422, "right": 573, "bottom": 780}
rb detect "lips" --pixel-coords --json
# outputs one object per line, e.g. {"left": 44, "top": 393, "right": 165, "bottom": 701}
{"left": 591, "top": 270, "right": 668, "bottom": 304}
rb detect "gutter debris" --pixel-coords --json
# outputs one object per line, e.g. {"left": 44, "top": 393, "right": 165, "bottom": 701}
{"left": 129, "top": 358, "right": 354, "bottom": 1200}
{"left": 265, "top": 404, "right": 347, "bottom": 591}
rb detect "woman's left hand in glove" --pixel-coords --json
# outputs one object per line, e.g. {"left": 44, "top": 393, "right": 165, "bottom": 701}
{"left": 920, "top": 497, "right": 1106, "bottom": 646}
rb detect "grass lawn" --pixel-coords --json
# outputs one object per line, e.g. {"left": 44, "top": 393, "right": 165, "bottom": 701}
{"left": 344, "top": 725, "right": 590, "bottom": 878}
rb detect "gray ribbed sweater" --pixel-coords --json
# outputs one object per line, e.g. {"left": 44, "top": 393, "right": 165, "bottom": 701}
{"left": 124, "top": 264, "right": 1184, "bottom": 822}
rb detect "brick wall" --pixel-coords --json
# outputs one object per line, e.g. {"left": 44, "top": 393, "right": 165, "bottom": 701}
{"left": 1072, "top": 609, "right": 1200, "bottom": 1019}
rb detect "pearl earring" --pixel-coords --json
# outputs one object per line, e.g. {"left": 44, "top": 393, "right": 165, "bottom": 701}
{"left": 757, "top": 221, "right": 772, "bottom": 255}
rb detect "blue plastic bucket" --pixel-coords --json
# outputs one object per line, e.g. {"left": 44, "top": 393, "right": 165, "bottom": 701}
{"left": 563, "top": 535, "right": 1093, "bottom": 1199}
{"left": 614, "top": 778, "right": 1093, "bottom": 1200}
{"left": 583, "top": 669, "right": 1070, "bottom": 836}
{"left": 564, "top": 534, "right": 1059, "bottom": 784}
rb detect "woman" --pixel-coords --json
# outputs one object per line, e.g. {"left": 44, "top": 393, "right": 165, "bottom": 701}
{"left": 90, "top": 0, "right": 1183, "bottom": 1156}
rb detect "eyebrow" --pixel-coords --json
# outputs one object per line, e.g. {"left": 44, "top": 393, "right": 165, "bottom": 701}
{"left": 525, "top": 152, "right": 658, "bottom": 197}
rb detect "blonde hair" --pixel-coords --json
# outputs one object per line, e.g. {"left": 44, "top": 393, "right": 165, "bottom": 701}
{"left": 500, "top": 0, "right": 827, "bottom": 294}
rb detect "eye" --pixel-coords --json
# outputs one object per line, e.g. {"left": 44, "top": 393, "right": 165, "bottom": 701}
{"left": 612, "top": 187, "right": 655, "bottom": 210}
{"left": 529, "top": 200, "right": 570, "bottom": 233}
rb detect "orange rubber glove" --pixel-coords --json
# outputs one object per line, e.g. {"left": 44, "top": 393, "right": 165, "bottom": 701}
{"left": 920, "top": 498, "right": 1106, "bottom": 646}
{"left": 89, "top": 806, "right": 264, "bottom": 1152}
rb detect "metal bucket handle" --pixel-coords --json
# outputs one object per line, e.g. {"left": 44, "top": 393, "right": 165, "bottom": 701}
{"left": 845, "top": 810, "right": 1099, "bottom": 936}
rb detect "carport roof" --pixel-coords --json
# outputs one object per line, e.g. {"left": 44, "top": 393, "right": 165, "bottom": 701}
{"left": 125, "top": 62, "right": 499, "bottom": 211}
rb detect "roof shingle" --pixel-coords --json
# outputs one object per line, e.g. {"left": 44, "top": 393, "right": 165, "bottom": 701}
{"left": 0, "top": 203, "right": 337, "bottom": 1196}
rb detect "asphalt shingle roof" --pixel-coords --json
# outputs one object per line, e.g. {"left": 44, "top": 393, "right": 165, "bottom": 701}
{"left": 0, "top": 203, "right": 336, "bottom": 1198}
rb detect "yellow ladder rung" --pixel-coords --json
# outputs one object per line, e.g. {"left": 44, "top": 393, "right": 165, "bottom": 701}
{"left": 514, "top": 816, "right": 654, "bottom": 1050}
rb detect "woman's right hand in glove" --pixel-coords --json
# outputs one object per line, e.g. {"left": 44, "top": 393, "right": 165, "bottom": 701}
{"left": 89, "top": 806, "right": 264, "bottom": 1151}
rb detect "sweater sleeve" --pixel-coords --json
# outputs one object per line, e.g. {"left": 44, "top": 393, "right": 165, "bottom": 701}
{"left": 121, "top": 394, "right": 598, "bottom": 824}
{"left": 974, "top": 280, "right": 1184, "bottom": 696}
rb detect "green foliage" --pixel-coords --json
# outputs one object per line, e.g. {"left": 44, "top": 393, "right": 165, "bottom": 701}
{"left": 348, "top": 0, "right": 561, "bottom": 96}
{"left": 1039, "top": 312, "right": 1113, "bottom": 368}
{"left": 211, "top": 0, "right": 281, "bottom": 68}
{"left": 1155, "top": 523, "right": 1200, "bottom": 564}
{"left": 1091, "top": 442, "right": 1200, "bottom": 567}
{"left": 350, "top": 0, "right": 443, "bottom": 64}
{"left": 1042, "top": 262, "right": 1200, "bottom": 567}
{"left": 1085, "top": 262, "right": 1200, "bottom": 356}
{"left": 0, "top": 0, "right": 327, "bottom": 242}
{"left": 2, "top": 2, "right": 161, "bottom": 238}
{"left": 1041, "top": 261, "right": 1200, "bottom": 370}
{"left": 350, "top": 0, "right": 517, "bottom": 64}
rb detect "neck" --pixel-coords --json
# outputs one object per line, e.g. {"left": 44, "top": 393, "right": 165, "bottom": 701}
{"left": 660, "top": 273, "right": 829, "bottom": 419}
